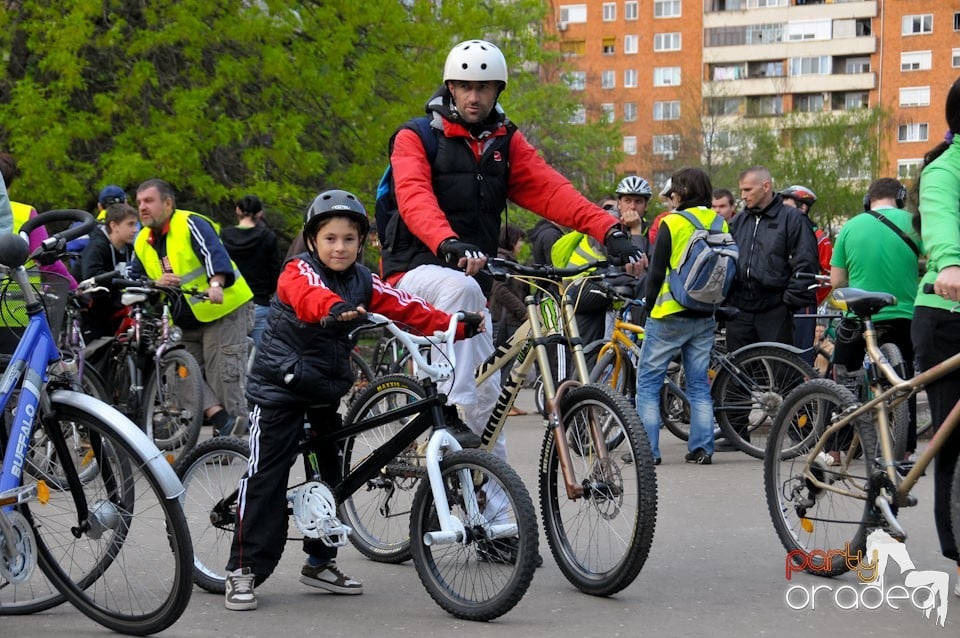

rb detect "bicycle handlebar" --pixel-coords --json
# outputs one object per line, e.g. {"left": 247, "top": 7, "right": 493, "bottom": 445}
{"left": 485, "top": 256, "right": 624, "bottom": 281}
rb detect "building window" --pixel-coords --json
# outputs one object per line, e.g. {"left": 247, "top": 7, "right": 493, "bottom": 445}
{"left": 955, "top": 12, "right": 960, "bottom": 31}
{"left": 625, "top": 1, "right": 638, "bottom": 20}
{"left": 898, "top": 123, "right": 929, "bottom": 143}
{"left": 790, "top": 56, "right": 830, "bottom": 76}
{"left": 786, "top": 19, "right": 831, "bottom": 41}
{"left": 653, "top": 134, "right": 680, "bottom": 157}
{"left": 653, "top": 66, "right": 681, "bottom": 86}
{"left": 623, "top": 102, "right": 638, "bottom": 122}
{"left": 624, "top": 136, "right": 638, "bottom": 155}
{"left": 654, "top": 33, "right": 681, "bottom": 52}
{"left": 559, "top": 4, "right": 588, "bottom": 25}
{"left": 601, "top": 103, "right": 615, "bottom": 123}
{"left": 794, "top": 94, "right": 824, "bottom": 113}
{"left": 560, "top": 40, "right": 586, "bottom": 56}
{"left": 653, "top": 100, "right": 681, "bottom": 121}
{"left": 900, "top": 86, "right": 931, "bottom": 107}
{"left": 954, "top": 48, "right": 960, "bottom": 68}
{"left": 601, "top": 70, "right": 615, "bottom": 89}
{"left": 747, "top": 95, "right": 783, "bottom": 117}
{"left": 897, "top": 159, "right": 923, "bottom": 180}
{"left": 624, "top": 35, "right": 639, "bottom": 54}
{"left": 902, "top": 14, "right": 933, "bottom": 35}
{"left": 654, "top": 0, "right": 681, "bottom": 18}
{"left": 901, "top": 51, "right": 932, "bottom": 71}
{"left": 843, "top": 92, "right": 869, "bottom": 109}
{"left": 570, "top": 106, "right": 587, "bottom": 125}
{"left": 844, "top": 57, "right": 870, "bottom": 74}
{"left": 602, "top": 2, "right": 616, "bottom": 21}
{"left": 565, "top": 71, "right": 587, "bottom": 91}
{"left": 602, "top": 37, "right": 616, "bottom": 55}
{"left": 707, "top": 97, "right": 745, "bottom": 116}
{"left": 624, "top": 69, "right": 638, "bottom": 88}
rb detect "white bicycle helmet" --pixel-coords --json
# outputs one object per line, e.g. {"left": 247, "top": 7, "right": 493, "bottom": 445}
{"left": 615, "top": 175, "right": 653, "bottom": 199}
{"left": 443, "top": 40, "right": 508, "bottom": 87}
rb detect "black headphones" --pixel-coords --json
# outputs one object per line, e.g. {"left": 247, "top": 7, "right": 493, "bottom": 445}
{"left": 863, "top": 182, "right": 907, "bottom": 211}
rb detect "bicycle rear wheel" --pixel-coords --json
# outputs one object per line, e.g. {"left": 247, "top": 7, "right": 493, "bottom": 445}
{"left": 876, "top": 343, "right": 909, "bottom": 461}
{"left": 715, "top": 346, "right": 819, "bottom": 459}
{"left": 339, "top": 374, "right": 428, "bottom": 564}
{"left": 540, "top": 383, "right": 658, "bottom": 596}
{"left": 144, "top": 348, "right": 204, "bottom": 463}
{"left": 19, "top": 397, "right": 192, "bottom": 634}
{"left": 409, "top": 449, "right": 537, "bottom": 621}
{"left": 176, "top": 436, "right": 251, "bottom": 594}
{"left": 764, "top": 379, "right": 879, "bottom": 577}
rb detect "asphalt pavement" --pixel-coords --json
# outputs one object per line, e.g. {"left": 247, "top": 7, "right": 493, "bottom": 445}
{"left": 6, "top": 389, "right": 957, "bottom": 637}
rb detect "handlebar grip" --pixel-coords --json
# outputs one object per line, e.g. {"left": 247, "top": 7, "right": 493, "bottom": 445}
{"left": 112, "top": 277, "right": 150, "bottom": 289}
{"left": 79, "top": 269, "right": 122, "bottom": 289}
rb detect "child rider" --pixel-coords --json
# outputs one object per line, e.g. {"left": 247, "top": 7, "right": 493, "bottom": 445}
{"left": 224, "top": 189, "right": 481, "bottom": 611}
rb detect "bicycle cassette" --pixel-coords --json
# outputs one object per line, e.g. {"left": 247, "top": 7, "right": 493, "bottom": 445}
{"left": 291, "top": 481, "right": 352, "bottom": 547}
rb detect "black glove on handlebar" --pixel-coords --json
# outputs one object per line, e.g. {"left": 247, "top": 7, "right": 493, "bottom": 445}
{"left": 604, "top": 226, "right": 643, "bottom": 267}
{"left": 460, "top": 312, "right": 483, "bottom": 338}
{"left": 329, "top": 302, "right": 358, "bottom": 321}
{"left": 438, "top": 238, "right": 485, "bottom": 267}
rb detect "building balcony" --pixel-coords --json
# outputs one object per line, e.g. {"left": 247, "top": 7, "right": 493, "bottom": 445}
{"left": 703, "top": 71, "right": 875, "bottom": 97}
{"left": 704, "top": 36, "right": 875, "bottom": 63}
{"left": 703, "top": 1, "right": 877, "bottom": 27}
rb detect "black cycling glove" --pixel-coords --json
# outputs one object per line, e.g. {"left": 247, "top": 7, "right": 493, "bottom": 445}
{"left": 604, "top": 226, "right": 643, "bottom": 267}
{"left": 460, "top": 312, "right": 484, "bottom": 338}
{"left": 438, "top": 238, "right": 485, "bottom": 267}
{"left": 328, "top": 302, "right": 358, "bottom": 321}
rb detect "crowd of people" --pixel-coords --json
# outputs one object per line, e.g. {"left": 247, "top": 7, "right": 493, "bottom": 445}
{"left": 2, "top": 39, "right": 958, "bottom": 614}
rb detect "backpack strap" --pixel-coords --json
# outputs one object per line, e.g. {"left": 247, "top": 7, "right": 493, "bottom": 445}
{"left": 865, "top": 210, "right": 920, "bottom": 258}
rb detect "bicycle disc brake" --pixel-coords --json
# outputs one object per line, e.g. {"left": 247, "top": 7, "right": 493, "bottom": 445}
{"left": 0, "top": 510, "right": 38, "bottom": 584}
{"left": 290, "top": 481, "right": 352, "bottom": 548}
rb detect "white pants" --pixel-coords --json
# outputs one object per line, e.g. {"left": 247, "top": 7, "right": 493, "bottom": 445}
{"left": 396, "top": 265, "right": 506, "bottom": 462}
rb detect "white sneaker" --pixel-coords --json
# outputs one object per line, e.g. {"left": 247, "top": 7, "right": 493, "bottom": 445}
{"left": 225, "top": 567, "right": 257, "bottom": 610}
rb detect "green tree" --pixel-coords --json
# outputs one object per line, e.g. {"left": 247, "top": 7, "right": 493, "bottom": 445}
{"left": 0, "top": 0, "right": 622, "bottom": 242}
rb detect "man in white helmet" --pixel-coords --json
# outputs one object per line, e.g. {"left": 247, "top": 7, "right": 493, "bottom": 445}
{"left": 380, "top": 40, "right": 645, "bottom": 467}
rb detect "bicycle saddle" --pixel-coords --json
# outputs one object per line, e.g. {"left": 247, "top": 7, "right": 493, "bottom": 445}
{"left": 831, "top": 288, "right": 897, "bottom": 318}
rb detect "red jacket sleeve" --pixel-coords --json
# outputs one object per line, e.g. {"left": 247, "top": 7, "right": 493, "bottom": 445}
{"left": 276, "top": 258, "right": 346, "bottom": 322}
{"left": 391, "top": 128, "right": 456, "bottom": 255}
{"left": 505, "top": 130, "right": 618, "bottom": 244}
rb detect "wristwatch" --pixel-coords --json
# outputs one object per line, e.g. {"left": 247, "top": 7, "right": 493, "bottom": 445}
{"left": 209, "top": 281, "right": 223, "bottom": 288}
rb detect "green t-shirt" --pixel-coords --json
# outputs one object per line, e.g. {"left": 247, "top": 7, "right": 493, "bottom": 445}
{"left": 830, "top": 206, "right": 922, "bottom": 321}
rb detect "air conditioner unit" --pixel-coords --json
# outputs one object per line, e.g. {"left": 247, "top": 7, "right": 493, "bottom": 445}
{"left": 557, "top": 21, "right": 568, "bottom": 32}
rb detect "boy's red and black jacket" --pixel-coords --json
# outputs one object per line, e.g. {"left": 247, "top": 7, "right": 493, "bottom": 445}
{"left": 247, "top": 251, "right": 464, "bottom": 407}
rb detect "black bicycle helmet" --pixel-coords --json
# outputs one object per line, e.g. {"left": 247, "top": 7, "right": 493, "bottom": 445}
{"left": 303, "top": 190, "right": 370, "bottom": 239}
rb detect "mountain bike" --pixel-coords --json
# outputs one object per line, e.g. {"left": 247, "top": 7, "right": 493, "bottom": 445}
{"left": 101, "top": 278, "right": 205, "bottom": 463}
{"left": 765, "top": 286, "right": 960, "bottom": 578}
{"left": 175, "top": 311, "right": 537, "bottom": 621}
{"left": 0, "top": 210, "right": 192, "bottom": 635}
{"left": 586, "top": 283, "right": 817, "bottom": 457}
{"left": 341, "top": 258, "right": 658, "bottom": 597}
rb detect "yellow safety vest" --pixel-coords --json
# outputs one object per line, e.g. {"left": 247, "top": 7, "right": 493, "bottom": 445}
{"left": 651, "top": 206, "right": 727, "bottom": 319}
{"left": 551, "top": 231, "right": 604, "bottom": 273}
{"left": 133, "top": 210, "right": 252, "bottom": 322}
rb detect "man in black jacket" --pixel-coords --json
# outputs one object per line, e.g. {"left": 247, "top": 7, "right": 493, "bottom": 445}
{"left": 727, "top": 166, "right": 819, "bottom": 351}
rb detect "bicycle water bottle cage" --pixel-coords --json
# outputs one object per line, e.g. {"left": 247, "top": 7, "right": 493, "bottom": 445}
{"left": 290, "top": 481, "right": 352, "bottom": 547}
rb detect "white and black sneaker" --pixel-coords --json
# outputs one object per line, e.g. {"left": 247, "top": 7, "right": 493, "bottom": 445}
{"left": 300, "top": 561, "right": 363, "bottom": 595}
{"left": 225, "top": 567, "right": 257, "bottom": 611}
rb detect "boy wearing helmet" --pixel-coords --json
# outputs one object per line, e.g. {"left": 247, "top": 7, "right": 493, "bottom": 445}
{"left": 224, "top": 190, "right": 480, "bottom": 611}
{"left": 383, "top": 40, "right": 644, "bottom": 462}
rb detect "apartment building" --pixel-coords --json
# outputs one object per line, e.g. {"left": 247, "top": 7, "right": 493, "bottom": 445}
{"left": 549, "top": 0, "right": 959, "bottom": 184}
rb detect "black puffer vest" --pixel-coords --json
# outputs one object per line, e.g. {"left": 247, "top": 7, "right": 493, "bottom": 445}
{"left": 246, "top": 252, "right": 372, "bottom": 407}
{"left": 380, "top": 120, "right": 515, "bottom": 294}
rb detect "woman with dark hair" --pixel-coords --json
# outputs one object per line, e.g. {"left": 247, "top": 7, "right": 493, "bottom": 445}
{"left": 911, "top": 75, "right": 960, "bottom": 597}
{"left": 488, "top": 223, "right": 528, "bottom": 414}
{"left": 221, "top": 194, "right": 282, "bottom": 348}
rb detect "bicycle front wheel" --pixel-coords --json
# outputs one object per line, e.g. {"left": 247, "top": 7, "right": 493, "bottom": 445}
{"left": 340, "top": 374, "right": 428, "bottom": 564}
{"left": 715, "top": 346, "right": 819, "bottom": 459}
{"left": 144, "top": 348, "right": 204, "bottom": 462}
{"left": 410, "top": 449, "right": 537, "bottom": 621}
{"left": 20, "top": 397, "right": 192, "bottom": 635}
{"left": 540, "top": 383, "right": 658, "bottom": 596}
{"left": 176, "top": 436, "right": 251, "bottom": 594}
{"left": 764, "top": 379, "right": 877, "bottom": 577}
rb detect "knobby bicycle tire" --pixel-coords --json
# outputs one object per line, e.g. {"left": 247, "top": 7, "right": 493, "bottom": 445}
{"left": 339, "top": 374, "right": 428, "bottom": 564}
{"left": 19, "top": 399, "right": 192, "bottom": 634}
{"left": 409, "top": 449, "right": 538, "bottom": 621}
{"left": 586, "top": 346, "right": 633, "bottom": 451}
{"left": 764, "top": 378, "right": 880, "bottom": 577}
{"left": 176, "top": 436, "right": 256, "bottom": 593}
{"left": 144, "top": 348, "right": 204, "bottom": 463}
{"left": 539, "top": 383, "right": 658, "bottom": 596}
{"left": 714, "top": 346, "right": 819, "bottom": 459}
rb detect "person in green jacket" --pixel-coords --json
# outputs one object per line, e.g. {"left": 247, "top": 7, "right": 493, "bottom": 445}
{"left": 911, "top": 74, "right": 960, "bottom": 598}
